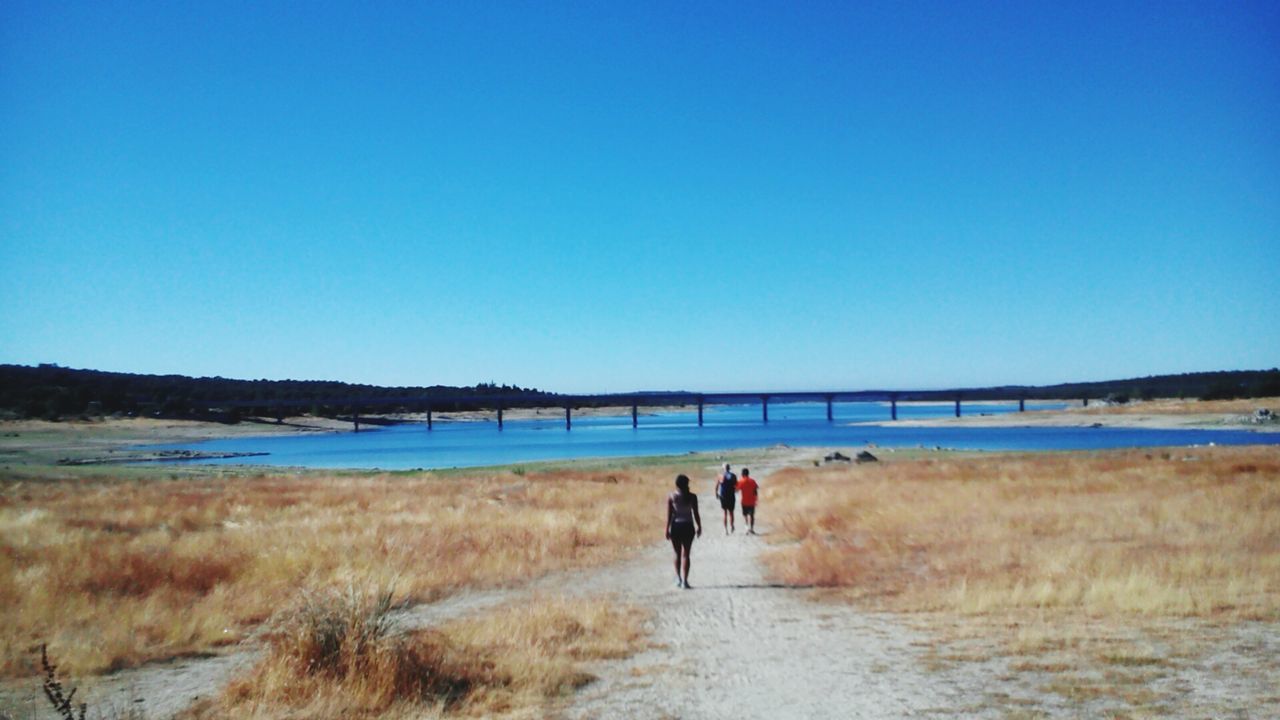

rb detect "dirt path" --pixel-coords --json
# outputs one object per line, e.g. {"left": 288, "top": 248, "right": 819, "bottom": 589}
{"left": 562, "top": 524, "right": 994, "bottom": 720}
{"left": 0, "top": 647, "right": 256, "bottom": 720}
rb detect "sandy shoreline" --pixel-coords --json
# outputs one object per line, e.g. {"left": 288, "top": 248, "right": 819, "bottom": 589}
{"left": 853, "top": 397, "right": 1280, "bottom": 433}
{"left": 0, "top": 406, "right": 693, "bottom": 471}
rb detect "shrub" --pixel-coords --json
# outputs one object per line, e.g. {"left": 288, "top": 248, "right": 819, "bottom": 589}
{"left": 223, "top": 584, "right": 476, "bottom": 714}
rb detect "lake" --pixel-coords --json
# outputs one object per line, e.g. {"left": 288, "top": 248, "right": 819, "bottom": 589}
{"left": 146, "top": 401, "right": 1280, "bottom": 470}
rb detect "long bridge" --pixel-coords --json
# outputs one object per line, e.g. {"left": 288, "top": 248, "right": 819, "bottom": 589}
{"left": 206, "top": 389, "right": 1086, "bottom": 432}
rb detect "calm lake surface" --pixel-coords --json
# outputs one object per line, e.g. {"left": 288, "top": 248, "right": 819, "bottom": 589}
{"left": 148, "top": 402, "right": 1280, "bottom": 470}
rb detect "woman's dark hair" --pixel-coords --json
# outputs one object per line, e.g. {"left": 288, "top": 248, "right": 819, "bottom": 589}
{"left": 675, "top": 474, "right": 690, "bottom": 492}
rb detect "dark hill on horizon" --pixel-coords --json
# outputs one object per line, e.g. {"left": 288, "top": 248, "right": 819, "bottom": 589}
{"left": 0, "top": 364, "right": 1277, "bottom": 421}
{"left": 0, "top": 364, "right": 554, "bottom": 421}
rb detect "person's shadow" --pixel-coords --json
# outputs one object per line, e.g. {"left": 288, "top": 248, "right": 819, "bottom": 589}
{"left": 693, "top": 582, "right": 815, "bottom": 590}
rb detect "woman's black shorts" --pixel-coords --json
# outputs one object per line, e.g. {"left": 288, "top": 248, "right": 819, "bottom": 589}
{"left": 670, "top": 522, "right": 695, "bottom": 549}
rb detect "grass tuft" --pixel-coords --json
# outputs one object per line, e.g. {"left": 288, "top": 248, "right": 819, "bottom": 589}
{"left": 217, "top": 584, "right": 477, "bottom": 716}
{"left": 210, "top": 592, "right": 647, "bottom": 719}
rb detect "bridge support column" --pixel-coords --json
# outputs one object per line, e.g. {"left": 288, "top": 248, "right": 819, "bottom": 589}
{"left": 826, "top": 395, "right": 833, "bottom": 422}
{"left": 565, "top": 406, "right": 571, "bottom": 431}
{"left": 632, "top": 403, "right": 638, "bottom": 428}
{"left": 426, "top": 407, "right": 433, "bottom": 430}
{"left": 697, "top": 398, "right": 704, "bottom": 426}
{"left": 497, "top": 407, "right": 504, "bottom": 430}
{"left": 353, "top": 411, "right": 360, "bottom": 433}
{"left": 955, "top": 397, "right": 961, "bottom": 418}
{"left": 762, "top": 395, "right": 769, "bottom": 423}
{"left": 1019, "top": 398, "right": 1025, "bottom": 413}
{"left": 891, "top": 397, "right": 898, "bottom": 421}
{"left": 1082, "top": 397, "right": 1089, "bottom": 407}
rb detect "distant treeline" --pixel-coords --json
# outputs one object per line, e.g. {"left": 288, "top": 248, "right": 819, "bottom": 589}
{"left": 0, "top": 364, "right": 1277, "bottom": 421}
{"left": 916, "top": 369, "right": 1280, "bottom": 404}
{"left": 0, "top": 364, "right": 557, "bottom": 421}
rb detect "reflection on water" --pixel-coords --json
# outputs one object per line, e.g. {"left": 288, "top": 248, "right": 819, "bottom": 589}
{"left": 145, "top": 402, "right": 1278, "bottom": 470}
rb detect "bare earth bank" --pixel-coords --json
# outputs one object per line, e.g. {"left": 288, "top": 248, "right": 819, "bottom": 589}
{"left": 854, "top": 397, "right": 1280, "bottom": 433}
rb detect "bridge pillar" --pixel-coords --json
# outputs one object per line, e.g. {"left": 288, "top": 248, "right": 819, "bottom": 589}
{"left": 1082, "top": 397, "right": 1089, "bottom": 407}
{"left": 955, "top": 397, "right": 961, "bottom": 418}
{"left": 891, "top": 396, "right": 898, "bottom": 421}
{"left": 497, "top": 407, "right": 504, "bottom": 430}
{"left": 1019, "top": 398, "right": 1025, "bottom": 413}
{"left": 632, "top": 402, "right": 638, "bottom": 428}
{"left": 762, "top": 395, "right": 769, "bottom": 423}
{"left": 426, "top": 406, "right": 433, "bottom": 430}
{"left": 697, "top": 397, "right": 704, "bottom": 426}
{"left": 826, "top": 395, "right": 833, "bottom": 422}
{"left": 353, "top": 411, "right": 360, "bottom": 433}
{"left": 565, "top": 406, "right": 571, "bottom": 430}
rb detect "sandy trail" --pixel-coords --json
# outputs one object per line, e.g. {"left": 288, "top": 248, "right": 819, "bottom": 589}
{"left": 562, "top": 525, "right": 992, "bottom": 720}
{"left": 400, "top": 502, "right": 999, "bottom": 719}
{"left": 0, "top": 646, "right": 254, "bottom": 720}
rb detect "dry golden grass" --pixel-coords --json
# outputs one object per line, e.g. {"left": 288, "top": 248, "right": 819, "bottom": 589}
{"left": 204, "top": 588, "right": 647, "bottom": 719}
{"left": 0, "top": 465, "right": 680, "bottom": 679}
{"left": 764, "top": 445, "right": 1280, "bottom": 619}
{"left": 763, "top": 445, "right": 1280, "bottom": 715}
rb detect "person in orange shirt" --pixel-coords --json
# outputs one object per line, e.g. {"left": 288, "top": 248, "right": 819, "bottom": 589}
{"left": 737, "top": 467, "right": 759, "bottom": 535}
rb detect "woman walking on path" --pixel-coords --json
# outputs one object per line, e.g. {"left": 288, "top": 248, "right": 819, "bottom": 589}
{"left": 716, "top": 463, "right": 738, "bottom": 534}
{"left": 666, "top": 474, "right": 702, "bottom": 589}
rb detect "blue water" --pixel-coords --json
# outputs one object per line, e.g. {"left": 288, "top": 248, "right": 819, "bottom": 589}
{"left": 144, "top": 401, "right": 1280, "bottom": 470}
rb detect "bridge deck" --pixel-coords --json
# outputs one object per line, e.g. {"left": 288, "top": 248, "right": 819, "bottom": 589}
{"left": 198, "top": 389, "right": 1068, "bottom": 430}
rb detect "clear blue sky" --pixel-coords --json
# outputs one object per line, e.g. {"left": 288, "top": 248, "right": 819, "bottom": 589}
{"left": 2, "top": 1, "right": 1277, "bottom": 393}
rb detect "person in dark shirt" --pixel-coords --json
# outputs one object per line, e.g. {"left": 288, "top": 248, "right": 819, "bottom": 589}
{"left": 715, "top": 463, "right": 738, "bottom": 534}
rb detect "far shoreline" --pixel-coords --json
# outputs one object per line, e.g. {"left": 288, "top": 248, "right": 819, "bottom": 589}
{"left": 851, "top": 396, "right": 1280, "bottom": 433}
